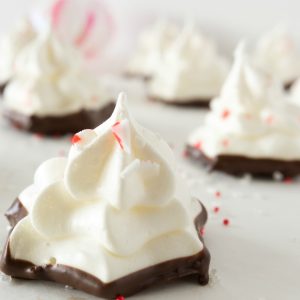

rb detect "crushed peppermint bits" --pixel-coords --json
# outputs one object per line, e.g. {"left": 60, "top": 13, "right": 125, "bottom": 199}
{"left": 213, "top": 206, "right": 220, "bottom": 213}
{"left": 221, "top": 109, "right": 231, "bottom": 119}
{"left": 112, "top": 121, "right": 124, "bottom": 150}
{"left": 194, "top": 141, "right": 202, "bottom": 150}
{"left": 199, "top": 227, "right": 205, "bottom": 237}
{"left": 215, "top": 191, "right": 221, "bottom": 198}
{"left": 71, "top": 134, "right": 81, "bottom": 144}
{"left": 223, "top": 219, "right": 230, "bottom": 226}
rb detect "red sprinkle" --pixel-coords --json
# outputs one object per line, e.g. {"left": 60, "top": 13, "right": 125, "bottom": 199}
{"left": 221, "top": 109, "right": 231, "bottom": 120}
{"left": 71, "top": 134, "right": 81, "bottom": 144}
{"left": 194, "top": 141, "right": 202, "bottom": 150}
{"left": 215, "top": 191, "right": 221, "bottom": 198}
{"left": 223, "top": 219, "right": 230, "bottom": 226}
{"left": 283, "top": 177, "right": 293, "bottom": 184}
{"left": 265, "top": 115, "right": 274, "bottom": 125}
{"left": 213, "top": 206, "right": 220, "bottom": 213}
{"left": 112, "top": 121, "right": 124, "bottom": 150}
{"left": 116, "top": 296, "right": 125, "bottom": 300}
{"left": 222, "top": 139, "right": 229, "bottom": 147}
{"left": 199, "top": 227, "right": 205, "bottom": 237}
{"left": 34, "top": 133, "right": 44, "bottom": 140}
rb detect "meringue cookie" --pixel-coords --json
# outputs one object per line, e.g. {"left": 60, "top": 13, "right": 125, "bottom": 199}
{"left": 188, "top": 42, "right": 300, "bottom": 160}
{"left": 253, "top": 26, "right": 300, "bottom": 85}
{"left": 148, "top": 24, "right": 229, "bottom": 103}
{"left": 3, "top": 28, "right": 111, "bottom": 117}
{"left": 8, "top": 93, "right": 203, "bottom": 283}
{"left": 126, "top": 20, "right": 180, "bottom": 79}
{"left": 0, "top": 18, "right": 36, "bottom": 86}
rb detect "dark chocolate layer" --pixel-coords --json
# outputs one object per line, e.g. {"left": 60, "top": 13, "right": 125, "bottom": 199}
{"left": 5, "top": 199, "right": 27, "bottom": 227}
{"left": 186, "top": 145, "right": 300, "bottom": 177}
{"left": 1, "top": 200, "right": 210, "bottom": 299}
{"left": 3, "top": 102, "right": 115, "bottom": 135}
{"left": 148, "top": 96, "right": 210, "bottom": 108}
{"left": 284, "top": 79, "right": 296, "bottom": 91}
{"left": 123, "top": 72, "right": 152, "bottom": 81}
{"left": 0, "top": 82, "right": 7, "bottom": 95}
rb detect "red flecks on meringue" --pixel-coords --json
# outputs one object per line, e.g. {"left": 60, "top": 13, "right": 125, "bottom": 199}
{"left": 222, "top": 139, "right": 229, "bottom": 147}
{"left": 194, "top": 141, "right": 202, "bottom": 150}
{"left": 221, "top": 109, "right": 231, "bottom": 120}
{"left": 199, "top": 227, "right": 205, "bottom": 237}
{"left": 71, "top": 134, "right": 81, "bottom": 144}
{"left": 111, "top": 120, "right": 131, "bottom": 153}
{"left": 265, "top": 114, "right": 274, "bottom": 125}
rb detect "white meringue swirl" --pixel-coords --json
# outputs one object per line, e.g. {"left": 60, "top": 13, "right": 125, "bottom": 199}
{"left": 188, "top": 42, "right": 300, "bottom": 160}
{"left": 3, "top": 29, "right": 110, "bottom": 117}
{"left": 148, "top": 24, "right": 229, "bottom": 102}
{"left": 253, "top": 26, "right": 300, "bottom": 83}
{"left": 0, "top": 18, "right": 36, "bottom": 84}
{"left": 10, "top": 93, "right": 203, "bottom": 283}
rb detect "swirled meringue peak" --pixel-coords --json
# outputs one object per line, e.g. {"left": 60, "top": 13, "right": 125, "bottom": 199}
{"left": 126, "top": 20, "right": 180, "bottom": 78}
{"left": 9, "top": 92, "right": 203, "bottom": 283}
{"left": 3, "top": 28, "right": 110, "bottom": 117}
{"left": 253, "top": 26, "right": 300, "bottom": 84}
{"left": 0, "top": 17, "right": 36, "bottom": 85}
{"left": 148, "top": 23, "right": 229, "bottom": 102}
{"left": 188, "top": 42, "right": 300, "bottom": 160}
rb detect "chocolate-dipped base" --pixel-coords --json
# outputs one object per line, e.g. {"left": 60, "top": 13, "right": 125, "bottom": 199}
{"left": 1, "top": 199, "right": 210, "bottom": 299}
{"left": 123, "top": 72, "right": 152, "bottom": 82}
{"left": 3, "top": 102, "right": 115, "bottom": 135}
{"left": 149, "top": 96, "right": 210, "bottom": 108}
{"left": 0, "top": 82, "right": 7, "bottom": 95}
{"left": 5, "top": 199, "right": 27, "bottom": 227}
{"left": 284, "top": 79, "right": 296, "bottom": 91}
{"left": 187, "top": 145, "right": 300, "bottom": 177}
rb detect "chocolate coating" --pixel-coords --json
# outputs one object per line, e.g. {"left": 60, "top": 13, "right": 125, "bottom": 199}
{"left": 3, "top": 102, "right": 115, "bottom": 135}
{"left": 123, "top": 72, "right": 152, "bottom": 81}
{"left": 0, "top": 82, "right": 7, "bottom": 95}
{"left": 1, "top": 199, "right": 210, "bottom": 299}
{"left": 148, "top": 96, "right": 210, "bottom": 108}
{"left": 186, "top": 145, "right": 300, "bottom": 177}
{"left": 5, "top": 199, "right": 27, "bottom": 227}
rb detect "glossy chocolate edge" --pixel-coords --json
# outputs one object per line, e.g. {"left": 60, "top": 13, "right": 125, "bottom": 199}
{"left": 186, "top": 144, "right": 300, "bottom": 177}
{"left": 148, "top": 96, "right": 210, "bottom": 108}
{"left": 3, "top": 102, "right": 115, "bottom": 135}
{"left": 1, "top": 199, "right": 210, "bottom": 299}
{"left": 5, "top": 199, "right": 28, "bottom": 228}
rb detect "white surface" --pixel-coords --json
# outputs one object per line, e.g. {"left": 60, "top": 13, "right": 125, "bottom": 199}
{"left": 0, "top": 83, "right": 300, "bottom": 299}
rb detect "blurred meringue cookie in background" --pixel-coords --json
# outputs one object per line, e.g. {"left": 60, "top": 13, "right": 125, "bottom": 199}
{"left": 252, "top": 26, "right": 300, "bottom": 90}
{"left": 289, "top": 78, "right": 300, "bottom": 106}
{"left": 0, "top": 18, "right": 36, "bottom": 94}
{"left": 2, "top": 24, "right": 115, "bottom": 135}
{"left": 187, "top": 42, "right": 300, "bottom": 177}
{"left": 125, "top": 20, "right": 181, "bottom": 80}
{"left": 147, "top": 23, "right": 229, "bottom": 106}
{"left": 1, "top": 93, "right": 210, "bottom": 299}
